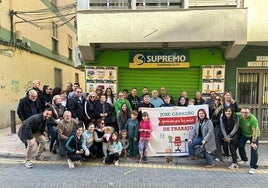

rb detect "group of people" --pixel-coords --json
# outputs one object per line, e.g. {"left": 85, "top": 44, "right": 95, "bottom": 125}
{"left": 16, "top": 80, "right": 260, "bottom": 174}
{"left": 187, "top": 90, "right": 260, "bottom": 175}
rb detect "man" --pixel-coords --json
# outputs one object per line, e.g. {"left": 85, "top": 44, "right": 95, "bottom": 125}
{"left": 237, "top": 107, "right": 261, "bottom": 174}
{"left": 65, "top": 82, "right": 73, "bottom": 97}
{"left": 206, "top": 91, "right": 217, "bottom": 118}
{"left": 150, "top": 90, "right": 164, "bottom": 107}
{"left": 127, "top": 87, "right": 141, "bottom": 110}
{"left": 194, "top": 91, "right": 206, "bottom": 105}
{"left": 159, "top": 87, "right": 174, "bottom": 104}
{"left": 140, "top": 87, "right": 149, "bottom": 102}
{"left": 94, "top": 94, "right": 115, "bottom": 127}
{"left": 18, "top": 108, "right": 53, "bottom": 168}
{"left": 137, "top": 93, "right": 154, "bottom": 121}
{"left": 66, "top": 87, "right": 85, "bottom": 121}
{"left": 17, "top": 89, "right": 42, "bottom": 123}
{"left": 56, "top": 111, "right": 79, "bottom": 157}
{"left": 115, "top": 92, "right": 132, "bottom": 114}
{"left": 25, "top": 80, "right": 42, "bottom": 97}
{"left": 68, "top": 82, "right": 80, "bottom": 98}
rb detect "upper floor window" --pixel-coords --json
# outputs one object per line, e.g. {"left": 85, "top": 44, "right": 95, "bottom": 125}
{"left": 52, "top": 21, "right": 58, "bottom": 39}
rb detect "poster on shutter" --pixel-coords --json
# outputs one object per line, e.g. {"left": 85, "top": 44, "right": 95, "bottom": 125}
{"left": 141, "top": 105, "right": 209, "bottom": 157}
{"left": 85, "top": 66, "right": 118, "bottom": 96}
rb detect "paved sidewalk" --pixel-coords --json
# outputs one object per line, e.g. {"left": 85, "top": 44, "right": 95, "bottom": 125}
{"left": 0, "top": 125, "right": 267, "bottom": 168}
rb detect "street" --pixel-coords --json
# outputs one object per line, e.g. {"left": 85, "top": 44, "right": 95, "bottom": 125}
{"left": 1, "top": 158, "right": 268, "bottom": 188}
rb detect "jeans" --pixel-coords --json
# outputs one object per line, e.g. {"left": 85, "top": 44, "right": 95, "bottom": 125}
{"left": 238, "top": 134, "right": 259, "bottom": 169}
{"left": 223, "top": 133, "right": 239, "bottom": 163}
{"left": 105, "top": 152, "right": 119, "bottom": 163}
{"left": 188, "top": 137, "right": 214, "bottom": 165}
{"left": 48, "top": 124, "right": 58, "bottom": 151}
{"left": 139, "top": 138, "right": 149, "bottom": 157}
{"left": 67, "top": 152, "right": 85, "bottom": 162}
{"left": 58, "top": 139, "right": 67, "bottom": 157}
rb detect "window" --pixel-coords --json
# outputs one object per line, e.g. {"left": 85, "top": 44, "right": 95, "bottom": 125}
{"left": 54, "top": 68, "right": 62, "bottom": 88}
{"left": 75, "top": 73, "right": 79, "bottom": 83}
{"left": 68, "top": 34, "right": 73, "bottom": 48}
{"left": 68, "top": 47, "right": 73, "bottom": 60}
{"left": 52, "top": 38, "right": 59, "bottom": 53}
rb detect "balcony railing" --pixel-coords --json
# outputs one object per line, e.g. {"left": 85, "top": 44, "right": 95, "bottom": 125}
{"left": 77, "top": 0, "right": 244, "bottom": 10}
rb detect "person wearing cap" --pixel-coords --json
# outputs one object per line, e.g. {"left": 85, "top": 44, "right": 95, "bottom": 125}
{"left": 82, "top": 92, "right": 97, "bottom": 129}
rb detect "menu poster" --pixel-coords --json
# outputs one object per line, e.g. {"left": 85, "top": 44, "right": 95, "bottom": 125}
{"left": 202, "top": 65, "right": 225, "bottom": 96}
{"left": 85, "top": 66, "right": 118, "bottom": 96}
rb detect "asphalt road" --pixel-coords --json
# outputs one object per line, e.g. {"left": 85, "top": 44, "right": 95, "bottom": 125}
{"left": 0, "top": 158, "right": 268, "bottom": 188}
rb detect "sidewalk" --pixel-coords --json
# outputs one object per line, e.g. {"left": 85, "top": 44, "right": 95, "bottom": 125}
{"left": 0, "top": 125, "right": 267, "bottom": 167}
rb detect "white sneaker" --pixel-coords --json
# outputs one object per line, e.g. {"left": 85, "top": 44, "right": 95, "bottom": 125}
{"left": 248, "top": 168, "right": 256, "bottom": 174}
{"left": 114, "top": 160, "right": 119, "bottom": 166}
{"left": 238, "top": 160, "right": 248, "bottom": 165}
{"left": 68, "top": 159, "right": 74, "bottom": 169}
{"left": 25, "top": 161, "right": 33, "bottom": 168}
{"left": 228, "top": 163, "right": 239, "bottom": 169}
{"left": 223, "top": 156, "right": 232, "bottom": 163}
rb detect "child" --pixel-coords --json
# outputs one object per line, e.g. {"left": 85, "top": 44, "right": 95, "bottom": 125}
{"left": 126, "top": 110, "right": 139, "bottom": 159}
{"left": 104, "top": 132, "right": 122, "bottom": 166}
{"left": 102, "top": 126, "right": 114, "bottom": 158}
{"left": 138, "top": 112, "right": 153, "bottom": 162}
{"left": 120, "top": 130, "right": 129, "bottom": 158}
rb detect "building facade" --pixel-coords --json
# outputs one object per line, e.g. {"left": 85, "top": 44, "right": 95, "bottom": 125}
{"left": 0, "top": 0, "right": 85, "bottom": 128}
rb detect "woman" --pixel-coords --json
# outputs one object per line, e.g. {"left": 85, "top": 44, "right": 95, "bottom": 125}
{"left": 187, "top": 109, "right": 216, "bottom": 167}
{"left": 49, "top": 95, "right": 66, "bottom": 153}
{"left": 220, "top": 107, "right": 240, "bottom": 169}
{"left": 117, "top": 102, "right": 131, "bottom": 132}
{"left": 176, "top": 96, "right": 188, "bottom": 106}
{"left": 211, "top": 95, "right": 224, "bottom": 161}
{"left": 82, "top": 123, "right": 98, "bottom": 159}
{"left": 104, "top": 87, "right": 116, "bottom": 106}
{"left": 93, "top": 119, "right": 105, "bottom": 158}
{"left": 82, "top": 92, "right": 96, "bottom": 129}
{"left": 223, "top": 91, "right": 239, "bottom": 113}
{"left": 60, "top": 90, "right": 68, "bottom": 107}
{"left": 65, "top": 125, "right": 85, "bottom": 169}
{"left": 40, "top": 85, "right": 52, "bottom": 111}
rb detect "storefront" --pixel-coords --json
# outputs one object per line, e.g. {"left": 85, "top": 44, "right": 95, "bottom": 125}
{"left": 86, "top": 48, "right": 225, "bottom": 100}
{"left": 226, "top": 46, "right": 268, "bottom": 140}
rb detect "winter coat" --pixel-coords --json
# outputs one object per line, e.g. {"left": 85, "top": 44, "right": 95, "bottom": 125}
{"left": 139, "top": 119, "right": 153, "bottom": 141}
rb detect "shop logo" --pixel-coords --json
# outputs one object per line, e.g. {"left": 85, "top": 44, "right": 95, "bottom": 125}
{"left": 133, "top": 54, "right": 145, "bottom": 65}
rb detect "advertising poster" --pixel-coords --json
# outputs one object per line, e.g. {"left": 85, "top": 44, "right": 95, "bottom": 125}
{"left": 202, "top": 65, "right": 225, "bottom": 96}
{"left": 85, "top": 66, "right": 118, "bottom": 95}
{"left": 141, "top": 105, "right": 209, "bottom": 157}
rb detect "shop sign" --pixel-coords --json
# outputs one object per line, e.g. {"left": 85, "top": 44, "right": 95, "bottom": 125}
{"left": 247, "top": 56, "right": 268, "bottom": 67}
{"left": 129, "top": 51, "right": 190, "bottom": 68}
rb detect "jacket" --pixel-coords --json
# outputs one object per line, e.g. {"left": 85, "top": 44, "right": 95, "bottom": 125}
{"left": 56, "top": 119, "right": 79, "bottom": 140}
{"left": 108, "top": 141, "right": 123, "bottom": 155}
{"left": 65, "top": 134, "right": 83, "bottom": 154}
{"left": 17, "top": 96, "right": 41, "bottom": 122}
{"left": 18, "top": 113, "right": 47, "bottom": 143}
{"left": 188, "top": 119, "right": 216, "bottom": 152}
{"left": 139, "top": 119, "right": 153, "bottom": 141}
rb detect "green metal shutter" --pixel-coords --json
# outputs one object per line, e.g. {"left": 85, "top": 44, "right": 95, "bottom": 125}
{"left": 118, "top": 67, "right": 200, "bottom": 99}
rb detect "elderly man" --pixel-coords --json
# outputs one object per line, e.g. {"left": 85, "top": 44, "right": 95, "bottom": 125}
{"left": 56, "top": 111, "right": 79, "bottom": 157}
{"left": 18, "top": 108, "right": 53, "bottom": 168}
{"left": 237, "top": 107, "right": 261, "bottom": 174}
{"left": 150, "top": 90, "right": 164, "bottom": 107}
{"left": 17, "top": 89, "right": 42, "bottom": 123}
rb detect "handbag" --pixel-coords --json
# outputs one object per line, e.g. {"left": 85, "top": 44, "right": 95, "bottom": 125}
{"left": 194, "top": 145, "right": 206, "bottom": 158}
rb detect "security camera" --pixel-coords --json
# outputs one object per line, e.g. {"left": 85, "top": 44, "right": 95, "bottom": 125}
{"left": 25, "top": 41, "right": 31, "bottom": 47}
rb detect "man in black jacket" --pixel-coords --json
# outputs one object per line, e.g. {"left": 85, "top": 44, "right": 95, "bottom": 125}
{"left": 18, "top": 108, "right": 52, "bottom": 168}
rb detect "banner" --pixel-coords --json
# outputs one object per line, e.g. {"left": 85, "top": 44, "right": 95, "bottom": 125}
{"left": 141, "top": 105, "right": 209, "bottom": 157}
{"left": 129, "top": 51, "right": 190, "bottom": 68}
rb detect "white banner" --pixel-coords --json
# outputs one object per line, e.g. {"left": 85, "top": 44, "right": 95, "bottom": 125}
{"left": 141, "top": 105, "right": 209, "bottom": 156}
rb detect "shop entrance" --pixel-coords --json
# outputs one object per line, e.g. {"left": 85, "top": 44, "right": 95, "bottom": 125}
{"left": 237, "top": 69, "right": 268, "bottom": 140}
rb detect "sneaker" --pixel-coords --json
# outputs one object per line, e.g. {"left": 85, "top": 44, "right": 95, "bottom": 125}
{"left": 142, "top": 156, "right": 147, "bottom": 162}
{"left": 67, "top": 159, "right": 74, "bottom": 169}
{"left": 215, "top": 158, "right": 222, "bottom": 162}
{"left": 223, "top": 156, "right": 232, "bottom": 163}
{"left": 228, "top": 163, "right": 239, "bottom": 169}
{"left": 248, "top": 168, "right": 256, "bottom": 174}
{"left": 25, "top": 161, "right": 33, "bottom": 168}
{"left": 204, "top": 163, "right": 215, "bottom": 168}
{"left": 238, "top": 160, "right": 248, "bottom": 165}
{"left": 114, "top": 160, "right": 119, "bottom": 166}
{"left": 75, "top": 160, "right": 82, "bottom": 166}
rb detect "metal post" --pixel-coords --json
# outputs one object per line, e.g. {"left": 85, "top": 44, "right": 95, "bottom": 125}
{"left": 10, "top": 110, "right": 16, "bottom": 133}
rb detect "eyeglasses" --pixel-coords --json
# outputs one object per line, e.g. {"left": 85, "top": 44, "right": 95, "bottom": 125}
{"left": 90, "top": 96, "right": 95, "bottom": 98}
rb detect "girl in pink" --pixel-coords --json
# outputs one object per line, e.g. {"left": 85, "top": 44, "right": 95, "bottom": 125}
{"left": 138, "top": 112, "right": 153, "bottom": 162}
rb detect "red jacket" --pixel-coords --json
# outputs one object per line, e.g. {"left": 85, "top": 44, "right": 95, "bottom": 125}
{"left": 139, "top": 119, "right": 153, "bottom": 141}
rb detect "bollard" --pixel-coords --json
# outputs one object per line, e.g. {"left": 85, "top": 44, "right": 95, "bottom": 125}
{"left": 10, "top": 110, "right": 16, "bottom": 133}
